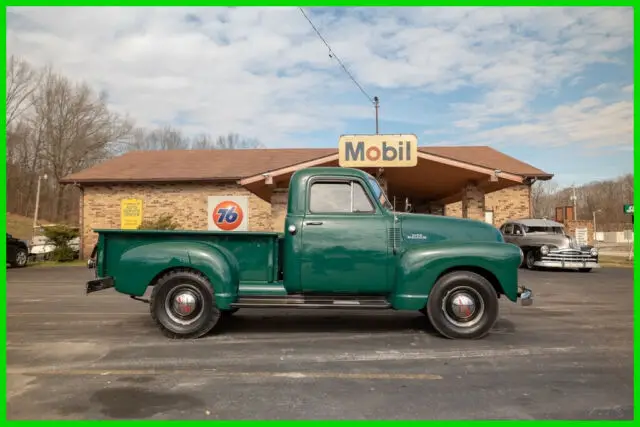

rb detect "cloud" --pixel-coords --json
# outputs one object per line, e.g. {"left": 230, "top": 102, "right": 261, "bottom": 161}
{"left": 467, "top": 96, "right": 633, "bottom": 149}
{"left": 5, "top": 6, "right": 634, "bottom": 149}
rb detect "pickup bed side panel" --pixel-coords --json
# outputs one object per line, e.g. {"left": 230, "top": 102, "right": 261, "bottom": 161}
{"left": 391, "top": 241, "right": 522, "bottom": 310}
{"left": 111, "top": 241, "right": 240, "bottom": 309}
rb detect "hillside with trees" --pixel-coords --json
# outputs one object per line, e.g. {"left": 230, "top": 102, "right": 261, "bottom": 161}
{"left": 531, "top": 173, "right": 634, "bottom": 232}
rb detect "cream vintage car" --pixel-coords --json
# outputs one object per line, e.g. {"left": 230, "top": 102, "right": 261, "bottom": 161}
{"left": 500, "top": 218, "right": 599, "bottom": 272}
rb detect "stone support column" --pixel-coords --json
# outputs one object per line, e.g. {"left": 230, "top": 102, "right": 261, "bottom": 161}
{"left": 461, "top": 181, "right": 485, "bottom": 221}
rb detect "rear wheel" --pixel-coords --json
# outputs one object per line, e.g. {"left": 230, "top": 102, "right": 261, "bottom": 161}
{"left": 424, "top": 271, "right": 499, "bottom": 340}
{"left": 150, "top": 269, "right": 221, "bottom": 339}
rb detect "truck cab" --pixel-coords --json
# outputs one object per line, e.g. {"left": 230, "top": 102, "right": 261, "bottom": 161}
{"left": 86, "top": 167, "right": 532, "bottom": 340}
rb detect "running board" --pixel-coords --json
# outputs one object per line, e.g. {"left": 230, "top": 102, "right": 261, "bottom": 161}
{"left": 230, "top": 294, "right": 391, "bottom": 309}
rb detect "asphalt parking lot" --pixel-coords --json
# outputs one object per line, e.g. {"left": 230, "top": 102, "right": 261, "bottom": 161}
{"left": 7, "top": 266, "right": 634, "bottom": 420}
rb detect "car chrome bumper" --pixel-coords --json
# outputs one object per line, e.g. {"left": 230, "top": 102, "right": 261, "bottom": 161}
{"left": 517, "top": 286, "right": 533, "bottom": 306}
{"left": 86, "top": 276, "right": 114, "bottom": 294}
{"left": 534, "top": 260, "right": 600, "bottom": 269}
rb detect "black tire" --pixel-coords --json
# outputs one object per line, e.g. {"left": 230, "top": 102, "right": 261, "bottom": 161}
{"left": 424, "top": 271, "right": 499, "bottom": 340}
{"left": 524, "top": 250, "right": 537, "bottom": 270}
{"left": 578, "top": 268, "right": 592, "bottom": 273}
{"left": 10, "top": 248, "right": 28, "bottom": 268}
{"left": 221, "top": 308, "right": 239, "bottom": 317}
{"left": 149, "top": 269, "right": 221, "bottom": 339}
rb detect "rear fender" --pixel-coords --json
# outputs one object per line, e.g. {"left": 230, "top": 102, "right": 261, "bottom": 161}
{"left": 114, "top": 241, "right": 239, "bottom": 309}
{"left": 390, "top": 241, "right": 522, "bottom": 310}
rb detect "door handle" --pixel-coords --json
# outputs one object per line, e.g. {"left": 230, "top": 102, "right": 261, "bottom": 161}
{"left": 305, "top": 221, "right": 323, "bottom": 226}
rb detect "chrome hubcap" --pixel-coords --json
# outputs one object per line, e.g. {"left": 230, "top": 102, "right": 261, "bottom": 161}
{"left": 442, "top": 286, "right": 485, "bottom": 328}
{"left": 165, "top": 285, "right": 204, "bottom": 325}
{"left": 450, "top": 293, "right": 476, "bottom": 319}
{"left": 16, "top": 251, "right": 27, "bottom": 265}
{"left": 172, "top": 291, "right": 197, "bottom": 316}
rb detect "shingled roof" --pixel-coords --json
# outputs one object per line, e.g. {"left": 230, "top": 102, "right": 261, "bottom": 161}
{"left": 59, "top": 146, "right": 552, "bottom": 184}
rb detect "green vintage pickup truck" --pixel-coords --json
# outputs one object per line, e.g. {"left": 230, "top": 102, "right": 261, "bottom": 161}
{"left": 86, "top": 167, "right": 532, "bottom": 340}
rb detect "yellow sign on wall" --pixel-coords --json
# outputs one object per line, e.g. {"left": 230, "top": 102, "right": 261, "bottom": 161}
{"left": 338, "top": 134, "right": 418, "bottom": 167}
{"left": 121, "top": 199, "right": 143, "bottom": 229}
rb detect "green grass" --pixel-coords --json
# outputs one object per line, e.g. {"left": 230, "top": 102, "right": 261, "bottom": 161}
{"left": 599, "top": 255, "right": 634, "bottom": 268}
{"left": 27, "top": 260, "right": 86, "bottom": 268}
{"left": 6, "top": 212, "right": 49, "bottom": 240}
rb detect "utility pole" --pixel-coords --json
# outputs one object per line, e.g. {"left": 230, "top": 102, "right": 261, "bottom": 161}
{"left": 570, "top": 185, "right": 577, "bottom": 220}
{"left": 592, "top": 209, "right": 601, "bottom": 247}
{"left": 374, "top": 96, "right": 379, "bottom": 134}
{"left": 33, "top": 174, "right": 48, "bottom": 230}
{"left": 32, "top": 173, "right": 48, "bottom": 246}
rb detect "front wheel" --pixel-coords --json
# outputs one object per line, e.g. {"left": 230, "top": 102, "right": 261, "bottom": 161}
{"left": 578, "top": 268, "right": 592, "bottom": 273}
{"left": 424, "top": 271, "right": 499, "bottom": 339}
{"left": 524, "top": 250, "right": 537, "bottom": 270}
{"left": 11, "top": 248, "right": 28, "bottom": 268}
{"left": 150, "top": 269, "right": 221, "bottom": 339}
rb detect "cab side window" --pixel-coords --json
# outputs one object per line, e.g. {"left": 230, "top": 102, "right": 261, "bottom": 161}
{"left": 502, "top": 224, "right": 514, "bottom": 235}
{"left": 309, "top": 181, "right": 375, "bottom": 214}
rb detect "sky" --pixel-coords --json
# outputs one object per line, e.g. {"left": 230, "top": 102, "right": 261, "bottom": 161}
{"left": 6, "top": 6, "right": 634, "bottom": 188}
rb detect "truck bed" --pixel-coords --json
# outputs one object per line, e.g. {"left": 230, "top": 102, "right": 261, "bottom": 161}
{"left": 93, "top": 229, "right": 283, "bottom": 285}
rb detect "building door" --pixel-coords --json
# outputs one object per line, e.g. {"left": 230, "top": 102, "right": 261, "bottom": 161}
{"left": 484, "top": 210, "right": 494, "bottom": 225}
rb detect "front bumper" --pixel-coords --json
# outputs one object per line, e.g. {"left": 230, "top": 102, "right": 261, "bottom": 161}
{"left": 517, "top": 286, "right": 533, "bottom": 306}
{"left": 86, "top": 276, "right": 114, "bottom": 294}
{"left": 534, "top": 250, "right": 600, "bottom": 269}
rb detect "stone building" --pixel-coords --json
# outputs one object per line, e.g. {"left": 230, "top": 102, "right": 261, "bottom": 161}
{"left": 60, "top": 146, "right": 553, "bottom": 258}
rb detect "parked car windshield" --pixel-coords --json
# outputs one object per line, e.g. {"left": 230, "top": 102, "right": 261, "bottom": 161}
{"left": 524, "top": 226, "right": 564, "bottom": 234}
{"left": 366, "top": 175, "right": 393, "bottom": 210}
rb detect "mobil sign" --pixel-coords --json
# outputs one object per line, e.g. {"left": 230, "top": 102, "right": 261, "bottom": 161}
{"left": 338, "top": 134, "right": 418, "bottom": 168}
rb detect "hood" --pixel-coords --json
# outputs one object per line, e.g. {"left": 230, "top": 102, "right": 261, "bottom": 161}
{"left": 524, "top": 233, "right": 573, "bottom": 249}
{"left": 397, "top": 212, "right": 504, "bottom": 244}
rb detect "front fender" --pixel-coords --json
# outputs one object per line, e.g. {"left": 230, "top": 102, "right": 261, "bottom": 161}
{"left": 114, "top": 241, "right": 239, "bottom": 309}
{"left": 390, "top": 241, "right": 522, "bottom": 310}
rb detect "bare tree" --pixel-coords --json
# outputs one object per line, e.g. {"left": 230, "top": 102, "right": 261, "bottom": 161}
{"left": 531, "top": 180, "right": 559, "bottom": 218}
{"left": 125, "top": 125, "right": 189, "bottom": 151}
{"left": 31, "top": 67, "right": 133, "bottom": 219}
{"left": 208, "top": 132, "right": 265, "bottom": 149}
{"left": 6, "top": 55, "right": 40, "bottom": 130}
{"left": 531, "top": 175, "right": 634, "bottom": 231}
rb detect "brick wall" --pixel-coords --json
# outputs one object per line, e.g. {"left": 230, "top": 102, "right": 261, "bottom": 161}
{"left": 484, "top": 184, "right": 531, "bottom": 228}
{"left": 271, "top": 189, "right": 288, "bottom": 233}
{"left": 445, "top": 184, "right": 531, "bottom": 226}
{"left": 81, "top": 183, "right": 272, "bottom": 258}
{"left": 462, "top": 183, "right": 485, "bottom": 220}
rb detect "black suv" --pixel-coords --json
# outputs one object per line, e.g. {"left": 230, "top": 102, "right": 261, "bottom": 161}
{"left": 7, "top": 233, "right": 29, "bottom": 268}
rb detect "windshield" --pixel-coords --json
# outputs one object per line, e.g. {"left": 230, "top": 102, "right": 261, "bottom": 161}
{"left": 524, "top": 226, "right": 565, "bottom": 234}
{"left": 366, "top": 175, "right": 393, "bottom": 210}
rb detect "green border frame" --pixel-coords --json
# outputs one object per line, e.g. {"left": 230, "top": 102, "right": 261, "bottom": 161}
{"left": 1, "top": 1, "right": 637, "bottom": 422}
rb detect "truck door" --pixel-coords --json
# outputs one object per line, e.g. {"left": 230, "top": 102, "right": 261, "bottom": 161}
{"left": 299, "top": 177, "right": 389, "bottom": 294}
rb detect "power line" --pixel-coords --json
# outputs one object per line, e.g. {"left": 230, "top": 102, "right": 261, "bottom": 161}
{"left": 298, "top": 7, "right": 375, "bottom": 106}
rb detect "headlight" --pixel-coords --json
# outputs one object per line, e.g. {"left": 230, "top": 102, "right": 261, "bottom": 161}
{"left": 540, "top": 245, "right": 549, "bottom": 256}
{"left": 590, "top": 247, "right": 598, "bottom": 256}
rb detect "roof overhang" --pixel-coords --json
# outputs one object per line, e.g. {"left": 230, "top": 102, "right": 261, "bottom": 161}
{"left": 240, "top": 151, "right": 527, "bottom": 186}
{"left": 237, "top": 150, "right": 554, "bottom": 204}
{"left": 239, "top": 153, "right": 340, "bottom": 186}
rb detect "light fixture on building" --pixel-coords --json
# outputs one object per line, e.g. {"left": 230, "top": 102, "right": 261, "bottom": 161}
{"left": 490, "top": 169, "right": 501, "bottom": 183}
{"left": 263, "top": 173, "right": 273, "bottom": 186}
